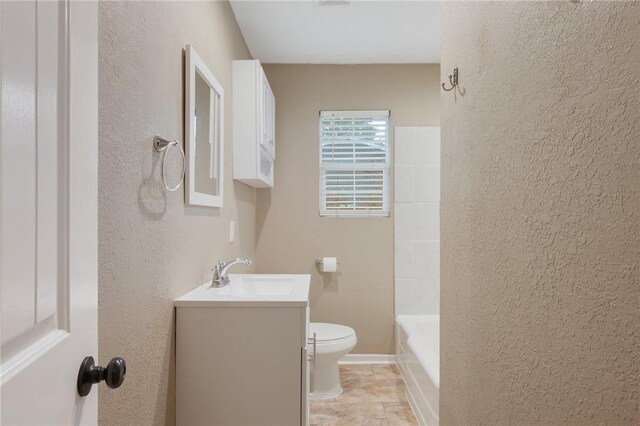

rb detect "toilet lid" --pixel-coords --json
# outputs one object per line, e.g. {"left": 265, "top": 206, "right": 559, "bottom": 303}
{"left": 310, "top": 322, "right": 356, "bottom": 342}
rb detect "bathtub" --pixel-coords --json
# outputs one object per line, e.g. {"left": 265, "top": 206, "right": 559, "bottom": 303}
{"left": 396, "top": 315, "right": 439, "bottom": 425}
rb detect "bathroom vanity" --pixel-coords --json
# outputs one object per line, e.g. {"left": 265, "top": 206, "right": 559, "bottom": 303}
{"left": 175, "top": 274, "right": 311, "bottom": 426}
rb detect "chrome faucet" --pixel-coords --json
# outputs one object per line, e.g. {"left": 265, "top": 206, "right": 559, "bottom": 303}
{"left": 211, "top": 258, "right": 252, "bottom": 287}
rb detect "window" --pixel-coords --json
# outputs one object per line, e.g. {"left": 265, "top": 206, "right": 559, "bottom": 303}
{"left": 319, "top": 110, "right": 390, "bottom": 217}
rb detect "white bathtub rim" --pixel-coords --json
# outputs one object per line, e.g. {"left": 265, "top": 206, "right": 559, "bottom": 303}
{"left": 396, "top": 314, "right": 439, "bottom": 331}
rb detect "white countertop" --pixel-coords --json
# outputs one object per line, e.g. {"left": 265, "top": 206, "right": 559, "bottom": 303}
{"left": 174, "top": 274, "right": 310, "bottom": 307}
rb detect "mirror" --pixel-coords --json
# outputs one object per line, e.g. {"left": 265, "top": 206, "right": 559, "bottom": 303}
{"left": 185, "top": 45, "right": 224, "bottom": 207}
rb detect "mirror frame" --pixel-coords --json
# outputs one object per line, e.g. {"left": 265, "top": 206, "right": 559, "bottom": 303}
{"left": 185, "top": 44, "right": 224, "bottom": 207}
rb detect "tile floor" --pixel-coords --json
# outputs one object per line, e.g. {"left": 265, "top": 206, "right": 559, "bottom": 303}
{"left": 310, "top": 364, "right": 418, "bottom": 426}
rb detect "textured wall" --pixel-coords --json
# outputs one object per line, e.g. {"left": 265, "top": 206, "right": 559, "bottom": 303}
{"left": 98, "top": 2, "right": 254, "bottom": 424}
{"left": 256, "top": 64, "right": 440, "bottom": 354}
{"left": 440, "top": 1, "right": 640, "bottom": 424}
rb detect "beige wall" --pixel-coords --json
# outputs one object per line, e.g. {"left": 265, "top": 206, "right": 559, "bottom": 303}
{"left": 98, "top": 2, "right": 254, "bottom": 424}
{"left": 440, "top": 2, "right": 640, "bottom": 424}
{"left": 256, "top": 65, "right": 440, "bottom": 354}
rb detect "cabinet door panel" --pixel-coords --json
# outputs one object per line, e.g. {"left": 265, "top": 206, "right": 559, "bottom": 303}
{"left": 260, "top": 68, "right": 276, "bottom": 159}
{"left": 232, "top": 59, "right": 275, "bottom": 187}
{"left": 268, "top": 83, "right": 276, "bottom": 157}
{"left": 261, "top": 68, "right": 268, "bottom": 147}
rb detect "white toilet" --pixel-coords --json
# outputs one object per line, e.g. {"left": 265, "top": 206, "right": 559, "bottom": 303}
{"left": 309, "top": 322, "right": 357, "bottom": 400}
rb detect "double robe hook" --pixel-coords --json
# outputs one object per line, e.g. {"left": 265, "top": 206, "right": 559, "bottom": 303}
{"left": 442, "top": 68, "right": 459, "bottom": 92}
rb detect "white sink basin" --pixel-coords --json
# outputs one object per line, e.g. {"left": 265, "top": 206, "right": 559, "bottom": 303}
{"left": 215, "top": 275, "right": 294, "bottom": 296}
{"left": 175, "top": 274, "right": 310, "bottom": 307}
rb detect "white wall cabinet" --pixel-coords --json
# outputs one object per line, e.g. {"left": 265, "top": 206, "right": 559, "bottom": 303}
{"left": 233, "top": 60, "right": 276, "bottom": 188}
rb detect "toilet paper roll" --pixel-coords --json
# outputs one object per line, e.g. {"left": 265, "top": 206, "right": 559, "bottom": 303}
{"left": 320, "top": 257, "right": 337, "bottom": 273}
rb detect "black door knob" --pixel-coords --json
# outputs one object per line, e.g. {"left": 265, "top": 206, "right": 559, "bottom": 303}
{"left": 77, "top": 356, "right": 126, "bottom": 397}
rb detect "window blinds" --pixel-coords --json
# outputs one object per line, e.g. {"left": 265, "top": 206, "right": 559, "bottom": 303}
{"left": 319, "top": 111, "right": 390, "bottom": 217}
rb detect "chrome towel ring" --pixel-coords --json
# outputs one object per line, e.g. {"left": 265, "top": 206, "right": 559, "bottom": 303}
{"left": 153, "top": 136, "right": 185, "bottom": 192}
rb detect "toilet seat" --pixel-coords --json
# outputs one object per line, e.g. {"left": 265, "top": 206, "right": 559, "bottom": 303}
{"left": 310, "top": 323, "right": 355, "bottom": 343}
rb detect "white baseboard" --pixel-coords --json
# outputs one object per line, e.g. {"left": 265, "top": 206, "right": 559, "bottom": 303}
{"left": 339, "top": 354, "right": 396, "bottom": 365}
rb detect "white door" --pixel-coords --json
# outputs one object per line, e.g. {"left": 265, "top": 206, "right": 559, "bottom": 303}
{"left": 1, "top": 1, "right": 99, "bottom": 424}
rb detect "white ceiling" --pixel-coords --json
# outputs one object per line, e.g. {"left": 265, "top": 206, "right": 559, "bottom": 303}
{"left": 229, "top": 1, "right": 440, "bottom": 64}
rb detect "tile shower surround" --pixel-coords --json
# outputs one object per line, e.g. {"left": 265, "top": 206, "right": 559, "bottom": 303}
{"left": 394, "top": 127, "right": 441, "bottom": 315}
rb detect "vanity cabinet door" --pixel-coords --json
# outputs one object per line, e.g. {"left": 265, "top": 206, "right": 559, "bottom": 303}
{"left": 177, "top": 306, "right": 304, "bottom": 425}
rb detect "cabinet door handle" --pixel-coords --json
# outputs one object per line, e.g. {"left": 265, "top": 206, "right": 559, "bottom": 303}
{"left": 307, "top": 332, "right": 316, "bottom": 393}
{"left": 312, "top": 332, "right": 316, "bottom": 365}
{"left": 307, "top": 332, "right": 316, "bottom": 363}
